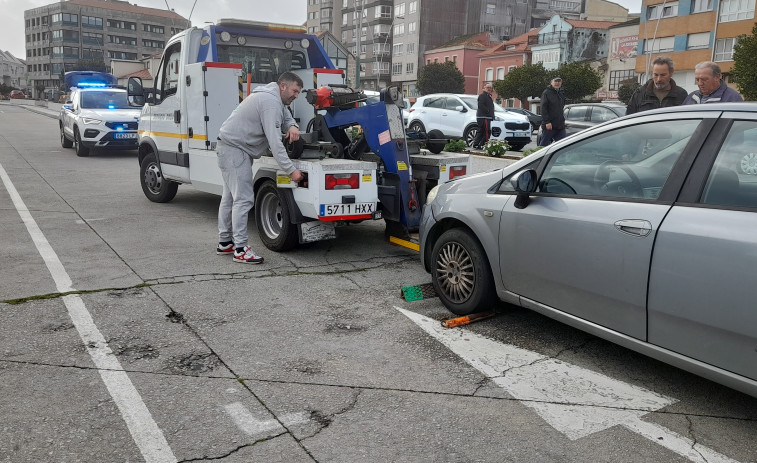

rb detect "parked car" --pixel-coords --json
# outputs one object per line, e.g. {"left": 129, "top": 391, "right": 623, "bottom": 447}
{"left": 420, "top": 103, "right": 757, "bottom": 398}
{"left": 365, "top": 90, "right": 411, "bottom": 126}
{"left": 59, "top": 84, "right": 141, "bottom": 157}
{"left": 9, "top": 90, "right": 25, "bottom": 99}
{"left": 406, "top": 93, "right": 532, "bottom": 151}
{"left": 503, "top": 107, "right": 542, "bottom": 132}
{"left": 564, "top": 102, "right": 626, "bottom": 136}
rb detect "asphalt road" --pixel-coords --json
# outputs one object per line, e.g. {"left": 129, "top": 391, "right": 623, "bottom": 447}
{"left": 1, "top": 102, "right": 756, "bottom": 463}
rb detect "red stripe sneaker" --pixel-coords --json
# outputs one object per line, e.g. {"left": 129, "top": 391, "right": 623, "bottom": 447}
{"left": 217, "top": 242, "right": 235, "bottom": 255}
{"left": 233, "top": 246, "right": 264, "bottom": 264}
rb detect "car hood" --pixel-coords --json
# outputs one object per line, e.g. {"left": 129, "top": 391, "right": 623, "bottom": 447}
{"left": 495, "top": 109, "right": 529, "bottom": 123}
{"left": 82, "top": 108, "right": 141, "bottom": 121}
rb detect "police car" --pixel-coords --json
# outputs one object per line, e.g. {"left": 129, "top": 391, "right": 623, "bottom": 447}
{"left": 59, "top": 72, "right": 141, "bottom": 157}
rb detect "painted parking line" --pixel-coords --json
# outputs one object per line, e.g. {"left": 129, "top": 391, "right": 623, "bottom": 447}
{"left": 0, "top": 161, "right": 176, "bottom": 463}
{"left": 396, "top": 307, "right": 740, "bottom": 463}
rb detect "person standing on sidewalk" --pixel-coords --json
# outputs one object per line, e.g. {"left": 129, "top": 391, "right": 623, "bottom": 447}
{"left": 215, "top": 72, "right": 305, "bottom": 264}
{"left": 538, "top": 77, "right": 566, "bottom": 146}
{"left": 683, "top": 61, "right": 743, "bottom": 104}
{"left": 472, "top": 82, "right": 495, "bottom": 150}
{"left": 626, "top": 56, "right": 688, "bottom": 114}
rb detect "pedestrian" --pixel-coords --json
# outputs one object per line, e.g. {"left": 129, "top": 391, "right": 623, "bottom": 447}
{"left": 626, "top": 56, "right": 688, "bottom": 114}
{"left": 472, "top": 82, "right": 495, "bottom": 150}
{"left": 215, "top": 71, "right": 305, "bottom": 264}
{"left": 538, "top": 76, "right": 566, "bottom": 146}
{"left": 683, "top": 61, "right": 743, "bottom": 104}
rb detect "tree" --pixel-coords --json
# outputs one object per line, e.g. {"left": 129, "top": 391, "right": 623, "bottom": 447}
{"left": 617, "top": 79, "right": 641, "bottom": 104}
{"left": 416, "top": 61, "right": 465, "bottom": 95}
{"left": 553, "top": 62, "right": 603, "bottom": 103}
{"left": 731, "top": 23, "right": 757, "bottom": 101}
{"left": 493, "top": 63, "right": 549, "bottom": 109}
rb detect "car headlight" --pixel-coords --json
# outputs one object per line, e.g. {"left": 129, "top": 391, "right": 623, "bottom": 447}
{"left": 495, "top": 115, "right": 503, "bottom": 121}
{"left": 426, "top": 184, "right": 441, "bottom": 205}
{"left": 82, "top": 117, "right": 102, "bottom": 125}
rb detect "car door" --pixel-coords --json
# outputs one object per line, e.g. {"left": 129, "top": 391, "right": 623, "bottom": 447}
{"left": 563, "top": 105, "right": 590, "bottom": 136}
{"left": 63, "top": 89, "right": 80, "bottom": 139}
{"left": 415, "top": 96, "right": 443, "bottom": 133}
{"left": 439, "top": 96, "right": 467, "bottom": 138}
{"left": 648, "top": 115, "right": 757, "bottom": 381}
{"left": 498, "top": 117, "right": 707, "bottom": 339}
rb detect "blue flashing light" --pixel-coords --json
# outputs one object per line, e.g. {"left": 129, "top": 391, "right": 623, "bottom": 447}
{"left": 108, "top": 104, "right": 116, "bottom": 109}
{"left": 116, "top": 126, "right": 124, "bottom": 131}
{"left": 79, "top": 82, "right": 108, "bottom": 88}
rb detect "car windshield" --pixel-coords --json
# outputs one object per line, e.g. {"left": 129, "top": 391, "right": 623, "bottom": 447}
{"left": 80, "top": 91, "right": 130, "bottom": 109}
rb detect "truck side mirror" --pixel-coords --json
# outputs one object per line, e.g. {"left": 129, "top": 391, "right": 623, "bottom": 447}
{"left": 127, "top": 77, "right": 145, "bottom": 107}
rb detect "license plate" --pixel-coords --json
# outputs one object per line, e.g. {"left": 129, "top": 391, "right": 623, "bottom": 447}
{"left": 114, "top": 132, "right": 137, "bottom": 139}
{"left": 320, "top": 203, "right": 374, "bottom": 217}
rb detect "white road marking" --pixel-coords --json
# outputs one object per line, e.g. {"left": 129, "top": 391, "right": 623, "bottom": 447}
{"left": 224, "top": 402, "right": 309, "bottom": 436}
{"left": 396, "top": 307, "right": 740, "bottom": 463}
{"left": 0, "top": 162, "right": 176, "bottom": 463}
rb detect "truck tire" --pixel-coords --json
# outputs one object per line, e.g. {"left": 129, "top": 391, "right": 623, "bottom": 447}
{"left": 430, "top": 228, "right": 496, "bottom": 316}
{"left": 426, "top": 129, "right": 446, "bottom": 154}
{"left": 60, "top": 123, "right": 73, "bottom": 148}
{"left": 255, "top": 181, "right": 299, "bottom": 252}
{"left": 140, "top": 152, "right": 178, "bottom": 203}
{"left": 74, "top": 127, "right": 90, "bottom": 157}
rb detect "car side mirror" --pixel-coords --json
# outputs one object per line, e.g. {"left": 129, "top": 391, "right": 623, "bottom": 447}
{"left": 454, "top": 105, "right": 466, "bottom": 112}
{"left": 511, "top": 169, "right": 537, "bottom": 209}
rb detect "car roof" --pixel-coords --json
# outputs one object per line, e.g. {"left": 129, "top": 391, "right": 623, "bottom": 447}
{"left": 75, "top": 87, "right": 126, "bottom": 92}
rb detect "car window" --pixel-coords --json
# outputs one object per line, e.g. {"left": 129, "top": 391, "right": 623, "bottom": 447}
{"left": 445, "top": 97, "right": 464, "bottom": 110}
{"left": 459, "top": 96, "right": 478, "bottom": 110}
{"left": 565, "top": 106, "right": 588, "bottom": 121}
{"left": 80, "top": 91, "right": 130, "bottom": 109}
{"left": 538, "top": 119, "right": 702, "bottom": 199}
{"left": 425, "top": 97, "right": 445, "bottom": 109}
{"left": 700, "top": 120, "right": 757, "bottom": 208}
{"left": 590, "top": 106, "right": 618, "bottom": 123}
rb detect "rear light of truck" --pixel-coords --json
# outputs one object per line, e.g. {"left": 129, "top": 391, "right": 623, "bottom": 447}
{"left": 325, "top": 173, "right": 359, "bottom": 190}
{"left": 449, "top": 166, "right": 467, "bottom": 180}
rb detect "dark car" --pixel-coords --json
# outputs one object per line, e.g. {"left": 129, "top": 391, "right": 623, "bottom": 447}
{"left": 504, "top": 107, "right": 542, "bottom": 132}
{"left": 563, "top": 102, "right": 626, "bottom": 136}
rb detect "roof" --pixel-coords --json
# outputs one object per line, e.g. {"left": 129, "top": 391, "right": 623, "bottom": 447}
{"left": 426, "top": 32, "right": 496, "bottom": 52}
{"left": 65, "top": 0, "right": 189, "bottom": 21}
{"left": 564, "top": 19, "right": 622, "bottom": 29}
{"left": 608, "top": 17, "right": 641, "bottom": 28}
{"left": 119, "top": 68, "right": 152, "bottom": 80}
{"left": 479, "top": 29, "right": 539, "bottom": 57}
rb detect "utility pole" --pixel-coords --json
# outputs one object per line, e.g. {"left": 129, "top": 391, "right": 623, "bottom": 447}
{"left": 355, "top": 0, "right": 362, "bottom": 89}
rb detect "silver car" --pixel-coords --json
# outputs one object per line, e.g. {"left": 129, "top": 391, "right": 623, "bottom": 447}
{"left": 420, "top": 103, "right": 757, "bottom": 398}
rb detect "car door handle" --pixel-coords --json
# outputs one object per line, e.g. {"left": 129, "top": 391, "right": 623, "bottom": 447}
{"left": 614, "top": 219, "right": 652, "bottom": 237}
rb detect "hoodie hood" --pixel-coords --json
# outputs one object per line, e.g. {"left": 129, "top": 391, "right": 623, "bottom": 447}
{"left": 252, "top": 82, "right": 281, "bottom": 101}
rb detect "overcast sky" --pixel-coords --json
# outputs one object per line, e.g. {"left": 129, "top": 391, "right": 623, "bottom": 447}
{"left": 0, "top": 0, "right": 642, "bottom": 59}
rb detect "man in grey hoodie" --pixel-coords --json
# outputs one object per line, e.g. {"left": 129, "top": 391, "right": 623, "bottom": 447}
{"left": 215, "top": 72, "right": 304, "bottom": 264}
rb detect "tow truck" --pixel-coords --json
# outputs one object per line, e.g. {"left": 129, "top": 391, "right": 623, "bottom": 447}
{"left": 127, "top": 19, "right": 469, "bottom": 251}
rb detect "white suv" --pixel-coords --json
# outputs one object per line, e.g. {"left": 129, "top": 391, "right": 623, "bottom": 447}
{"left": 59, "top": 86, "right": 141, "bottom": 157}
{"left": 406, "top": 93, "right": 532, "bottom": 151}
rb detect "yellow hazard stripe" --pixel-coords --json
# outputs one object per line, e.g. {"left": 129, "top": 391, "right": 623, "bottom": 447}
{"left": 389, "top": 236, "right": 420, "bottom": 252}
{"left": 138, "top": 130, "right": 208, "bottom": 141}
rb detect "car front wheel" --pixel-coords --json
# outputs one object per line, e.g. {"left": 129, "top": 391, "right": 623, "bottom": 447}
{"left": 463, "top": 125, "right": 478, "bottom": 147}
{"left": 430, "top": 228, "right": 496, "bottom": 315}
{"left": 74, "top": 127, "right": 90, "bottom": 157}
{"left": 60, "top": 124, "right": 73, "bottom": 148}
{"left": 408, "top": 121, "right": 425, "bottom": 133}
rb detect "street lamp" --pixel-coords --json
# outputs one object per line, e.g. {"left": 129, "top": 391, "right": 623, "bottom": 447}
{"left": 355, "top": 0, "right": 363, "bottom": 89}
{"left": 375, "top": 14, "right": 404, "bottom": 90}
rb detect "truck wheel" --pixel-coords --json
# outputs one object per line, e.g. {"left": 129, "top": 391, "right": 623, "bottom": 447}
{"left": 74, "top": 128, "right": 90, "bottom": 157}
{"left": 426, "top": 129, "right": 446, "bottom": 154}
{"left": 463, "top": 125, "right": 478, "bottom": 147}
{"left": 430, "top": 228, "right": 496, "bottom": 316}
{"left": 255, "top": 181, "right": 299, "bottom": 252}
{"left": 140, "top": 152, "right": 178, "bottom": 202}
{"left": 60, "top": 124, "right": 73, "bottom": 148}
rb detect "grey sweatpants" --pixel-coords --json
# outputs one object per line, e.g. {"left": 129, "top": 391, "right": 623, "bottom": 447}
{"left": 217, "top": 142, "right": 255, "bottom": 249}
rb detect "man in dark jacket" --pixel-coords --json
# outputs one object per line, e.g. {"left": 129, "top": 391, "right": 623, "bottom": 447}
{"left": 683, "top": 61, "right": 743, "bottom": 104}
{"left": 626, "top": 56, "right": 687, "bottom": 114}
{"left": 538, "top": 77, "right": 566, "bottom": 146}
{"left": 472, "top": 82, "right": 494, "bottom": 149}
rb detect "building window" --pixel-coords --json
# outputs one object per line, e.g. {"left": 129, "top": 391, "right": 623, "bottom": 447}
{"left": 82, "top": 32, "right": 104, "bottom": 45}
{"left": 394, "top": 23, "right": 405, "bottom": 36}
{"left": 719, "top": 0, "right": 755, "bottom": 22}
{"left": 143, "top": 24, "right": 165, "bottom": 34}
{"left": 508, "top": 65, "right": 517, "bottom": 72}
{"left": 393, "top": 43, "right": 403, "bottom": 55}
{"left": 409, "top": 1, "right": 417, "bottom": 14}
{"left": 81, "top": 15, "right": 103, "bottom": 29}
{"left": 715, "top": 37, "right": 738, "bottom": 61}
{"left": 487, "top": 3, "right": 496, "bottom": 14}
{"left": 393, "top": 62, "right": 403, "bottom": 75}
{"left": 692, "top": 0, "right": 714, "bottom": 12}
{"left": 407, "top": 43, "right": 415, "bottom": 54}
{"left": 143, "top": 39, "right": 165, "bottom": 48}
{"left": 396, "top": 2, "right": 406, "bottom": 17}
{"left": 108, "top": 19, "right": 136, "bottom": 30}
{"left": 485, "top": 68, "right": 494, "bottom": 80}
{"left": 645, "top": 36, "right": 675, "bottom": 53}
{"left": 376, "top": 5, "right": 391, "bottom": 18}
{"left": 343, "top": 13, "right": 348, "bottom": 25}
{"left": 647, "top": 2, "right": 679, "bottom": 19}
{"left": 533, "top": 49, "right": 560, "bottom": 64}
{"left": 109, "top": 35, "right": 138, "bottom": 46}
{"left": 51, "top": 13, "right": 78, "bottom": 26}
{"left": 496, "top": 67, "right": 505, "bottom": 79}
{"left": 609, "top": 69, "right": 638, "bottom": 90}
{"left": 82, "top": 48, "right": 103, "bottom": 60}
{"left": 687, "top": 32, "right": 710, "bottom": 49}
{"left": 108, "top": 50, "right": 137, "bottom": 60}
{"left": 408, "top": 22, "right": 416, "bottom": 33}
{"left": 406, "top": 62, "right": 414, "bottom": 73}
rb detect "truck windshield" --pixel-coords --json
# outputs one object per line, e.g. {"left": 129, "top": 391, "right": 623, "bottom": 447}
{"left": 217, "top": 45, "right": 307, "bottom": 83}
{"left": 80, "top": 91, "right": 130, "bottom": 109}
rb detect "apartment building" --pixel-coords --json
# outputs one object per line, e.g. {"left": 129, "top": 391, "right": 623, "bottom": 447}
{"left": 0, "top": 51, "right": 25, "bottom": 90}
{"left": 307, "top": 0, "right": 344, "bottom": 35}
{"left": 635, "top": 0, "right": 754, "bottom": 92}
{"left": 422, "top": 33, "right": 497, "bottom": 94}
{"left": 23, "top": 0, "right": 189, "bottom": 98}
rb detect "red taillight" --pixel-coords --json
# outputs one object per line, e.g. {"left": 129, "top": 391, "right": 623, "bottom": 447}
{"left": 449, "top": 165, "right": 467, "bottom": 179}
{"left": 409, "top": 108, "right": 415, "bottom": 112}
{"left": 325, "top": 173, "right": 360, "bottom": 190}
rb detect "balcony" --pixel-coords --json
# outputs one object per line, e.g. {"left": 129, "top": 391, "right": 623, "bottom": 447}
{"left": 539, "top": 31, "right": 568, "bottom": 44}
